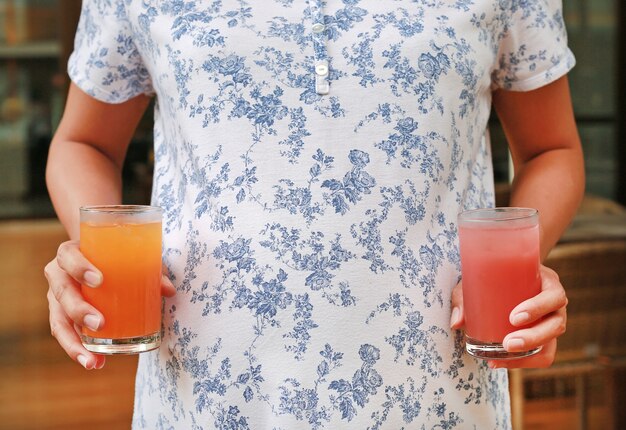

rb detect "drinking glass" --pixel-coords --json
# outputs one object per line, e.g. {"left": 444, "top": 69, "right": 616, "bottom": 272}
{"left": 458, "top": 207, "right": 542, "bottom": 360}
{"left": 79, "top": 205, "right": 162, "bottom": 354}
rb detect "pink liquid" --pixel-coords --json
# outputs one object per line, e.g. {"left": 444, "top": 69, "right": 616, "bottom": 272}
{"left": 459, "top": 224, "right": 540, "bottom": 343}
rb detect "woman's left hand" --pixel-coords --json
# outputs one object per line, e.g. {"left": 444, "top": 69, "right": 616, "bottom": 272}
{"left": 450, "top": 265, "right": 568, "bottom": 369}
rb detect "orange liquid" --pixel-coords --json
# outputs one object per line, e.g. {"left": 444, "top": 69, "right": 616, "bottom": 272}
{"left": 80, "top": 221, "right": 162, "bottom": 339}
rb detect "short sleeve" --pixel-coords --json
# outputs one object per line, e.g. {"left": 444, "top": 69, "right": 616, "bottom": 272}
{"left": 68, "top": 0, "right": 153, "bottom": 103}
{"left": 491, "top": 0, "right": 576, "bottom": 92}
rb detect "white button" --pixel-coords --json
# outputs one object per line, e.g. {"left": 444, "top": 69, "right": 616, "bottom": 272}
{"left": 312, "top": 22, "right": 325, "bottom": 33}
{"left": 315, "top": 63, "right": 329, "bottom": 76}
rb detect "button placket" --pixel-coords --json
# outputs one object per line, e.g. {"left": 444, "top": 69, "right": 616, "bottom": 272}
{"left": 308, "top": 0, "right": 330, "bottom": 95}
{"left": 314, "top": 60, "right": 330, "bottom": 95}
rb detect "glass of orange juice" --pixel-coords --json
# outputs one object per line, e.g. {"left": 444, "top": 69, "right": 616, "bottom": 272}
{"left": 79, "top": 205, "right": 162, "bottom": 354}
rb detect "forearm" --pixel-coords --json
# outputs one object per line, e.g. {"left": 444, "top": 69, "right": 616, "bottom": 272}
{"left": 509, "top": 146, "right": 585, "bottom": 261}
{"left": 45, "top": 85, "right": 151, "bottom": 240}
{"left": 493, "top": 76, "right": 585, "bottom": 260}
{"left": 46, "top": 139, "right": 124, "bottom": 240}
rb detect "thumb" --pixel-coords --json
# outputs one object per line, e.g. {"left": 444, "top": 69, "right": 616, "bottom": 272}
{"left": 160, "top": 265, "right": 176, "bottom": 297}
{"left": 450, "top": 280, "right": 465, "bottom": 329}
{"left": 161, "top": 274, "right": 177, "bottom": 297}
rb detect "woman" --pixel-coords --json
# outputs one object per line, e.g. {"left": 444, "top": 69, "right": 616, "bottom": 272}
{"left": 45, "top": 0, "right": 583, "bottom": 428}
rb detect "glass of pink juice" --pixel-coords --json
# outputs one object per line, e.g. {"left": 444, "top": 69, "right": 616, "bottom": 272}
{"left": 458, "top": 207, "right": 542, "bottom": 360}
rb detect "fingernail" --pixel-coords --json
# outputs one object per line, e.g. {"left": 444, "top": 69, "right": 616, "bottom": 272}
{"left": 84, "top": 270, "right": 102, "bottom": 287}
{"left": 505, "top": 338, "right": 525, "bottom": 351}
{"left": 450, "top": 307, "right": 460, "bottom": 328}
{"left": 95, "top": 359, "right": 105, "bottom": 370}
{"left": 77, "top": 354, "right": 91, "bottom": 369}
{"left": 83, "top": 314, "right": 101, "bottom": 331}
{"left": 511, "top": 312, "right": 530, "bottom": 326}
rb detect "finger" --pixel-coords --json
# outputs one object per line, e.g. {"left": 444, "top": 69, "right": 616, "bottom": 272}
{"left": 49, "top": 297, "right": 106, "bottom": 370}
{"left": 56, "top": 240, "right": 103, "bottom": 287}
{"left": 450, "top": 280, "right": 464, "bottom": 329}
{"left": 488, "top": 339, "right": 557, "bottom": 369}
{"left": 73, "top": 323, "right": 106, "bottom": 370}
{"left": 161, "top": 273, "right": 176, "bottom": 297}
{"left": 503, "top": 309, "right": 566, "bottom": 352}
{"left": 509, "top": 269, "right": 567, "bottom": 327}
{"left": 45, "top": 261, "right": 104, "bottom": 331}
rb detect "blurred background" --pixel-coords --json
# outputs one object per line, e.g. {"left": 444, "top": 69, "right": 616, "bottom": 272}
{"left": 0, "top": 0, "right": 625, "bottom": 429}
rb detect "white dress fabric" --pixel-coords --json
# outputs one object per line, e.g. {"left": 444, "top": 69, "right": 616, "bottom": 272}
{"left": 69, "top": 1, "right": 574, "bottom": 428}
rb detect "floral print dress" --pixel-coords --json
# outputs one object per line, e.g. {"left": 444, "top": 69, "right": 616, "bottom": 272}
{"left": 69, "top": 0, "right": 574, "bottom": 428}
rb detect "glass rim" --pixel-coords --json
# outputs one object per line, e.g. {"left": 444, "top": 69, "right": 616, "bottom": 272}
{"left": 79, "top": 205, "right": 162, "bottom": 214}
{"left": 458, "top": 207, "right": 538, "bottom": 223}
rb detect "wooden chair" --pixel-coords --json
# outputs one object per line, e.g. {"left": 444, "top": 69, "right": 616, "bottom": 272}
{"left": 509, "top": 238, "right": 626, "bottom": 430}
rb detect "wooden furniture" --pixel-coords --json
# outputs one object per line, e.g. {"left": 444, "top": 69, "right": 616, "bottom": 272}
{"left": 0, "top": 220, "right": 137, "bottom": 430}
{"left": 509, "top": 212, "right": 626, "bottom": 429}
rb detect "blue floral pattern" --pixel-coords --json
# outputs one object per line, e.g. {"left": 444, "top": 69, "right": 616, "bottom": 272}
{"left": 70, "top": 0, "right": 574, "bottom": 428}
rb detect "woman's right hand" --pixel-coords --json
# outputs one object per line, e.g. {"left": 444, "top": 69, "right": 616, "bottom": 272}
{"left": 44, "top": 240, "right": 176, "bottom": 370}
